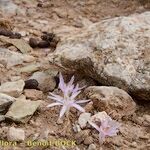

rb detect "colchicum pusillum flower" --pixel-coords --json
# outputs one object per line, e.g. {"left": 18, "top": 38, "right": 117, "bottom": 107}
{"left": 89, "top": 115, "right": 120, "bottom": 143}
{"left": 47, "top": 73, "right": 90, "bottom": 118}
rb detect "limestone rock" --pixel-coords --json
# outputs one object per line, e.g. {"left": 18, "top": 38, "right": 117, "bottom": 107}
{"left": 19, "top": 63, "right": 40, "bottom": 73}
{"left": 0, "top": 93, "right": 15, "bottom": 112}
{"left": 0, "top": 80, "right": 25, "bottom": 98}
{"left": 53, "top": 8, "right": 68, "bottom": 18}
{"left": 73, "top": 124, "right": 81, "bottom": 133}
{"left": 7, "top": 127, "right": 25, "bottom": 141}
{"left": 78, "top": 112, "right": 91, "bottom": 128}
{"left": 24, "top": 89, "right": 43, "bottom": 100}
{"left": 0, "top": 48, "right": 35, "bottom": 68}
{"left": 5, "top": 99, "right": 41, "bottom": 123}
{"left": 89, "top": 111, "right": 110, "bottom": 124}
{"left": 48, "top": 12, "right": 150, "bottom": 101}
{"left": 0, "top": 0, "right": 18, "bottom": 16}
{"left": 85, "top": 86, "right": 136, "bottom": 119}
{"left": 29, "top": 71, "right": 56, "bottom": 92}
{"left": 88, "top": 144, "right": 97, "bottom": 150}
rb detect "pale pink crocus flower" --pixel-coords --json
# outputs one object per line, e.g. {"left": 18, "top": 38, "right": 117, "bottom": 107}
{"left": 47, "top": 73, "right": 90, "bottom": 118}
{"left": 89, "top": 116, "right": 120, "bottom": 143}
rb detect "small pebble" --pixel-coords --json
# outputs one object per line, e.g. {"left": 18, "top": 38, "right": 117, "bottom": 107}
{"left": 57, "top": 118, "right": 63, "bottom": 125}
{"left": 29, "top": 38, "right": 38, "bottom": 48}
{"left": 130, "top": 142, "right": 137, "bottom": 148}
{"left": 41, "top": 32, "right": 55, "bottom": 42}
{"left": 38, "top": 40, "right": 50, "bottom": 48}
{"left": 24, "top": 79, "right": 39, "bottom": 89}
{"left": 7, "top": 127, "right": 25, "bottom": 142}
{"left": 88, "top": 144, "right": 96, "bottom": 150}
{"left": 73, "top": 124, "right": 81, "bottom": 133}
{"left": 75, "top": 130, "right": 90, "bottom": 144}
{"left": 84, "top": 136, "right": 93, "bottom": 145}
{"left": 78, "top": 112, "right": 91, "bottom": 128}
{"left": 37, "top": 3, "right": 43, "bottom": 7}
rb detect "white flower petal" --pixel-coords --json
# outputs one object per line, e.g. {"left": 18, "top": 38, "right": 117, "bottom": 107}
{"left": 71, "top": 103, "right": 85, "bottom": 112}
{"left": 99, "top": 132, "right": 106, "bottom": 144}
{"left": 71, "top": 91, "right": 81, "bottom": 99}
{"left": 59, "top": 72, "right": 66, "bottom": 92}
{"left": 67, "top": 75, "right": 74, "bottom": 86}
{"left": 76, "top": 99, "right": 90, "bottom": 104}
{"left": 47, "top": 102, "right": 62, "bottom": 108}
{"left": 49, "top": 93, "right": 63, "bottom": 100}
{"left": 78, "top": 85, "right": 86, "bottom": 90}
{"left": 48, "top": 96, "right": 63, "bottom": 103}
{"left": 59, "top": 105, "right": 68, "bottom": 118}
{"left": 88, "top": 120, "right": 101, "bottom": 132}
{"left": 72, "top": 84, "right": 79, "bottom": 93}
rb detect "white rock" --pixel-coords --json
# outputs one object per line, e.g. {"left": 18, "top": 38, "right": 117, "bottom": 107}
{"left": 19, "top": 31, "right": 27, "bottom": 37}
{"left": 78, "top": 113, "right": 91, "bottom": 128}
{"left": 0, "top": 93, "right": 15, "bottom": 112}
{"left": 7, "top": 127, "right": 25, "bottom": 141}
{"left": 0, "top": 80, "right": 25, "bottom": 98}
{"left": 73, "top": 124, "right": 81, "bottom": 133}
{"left": 89, "top": 111, "right": 110, "bottom": 124}
{"left": 88, "top": 144, "right": 97, "bottom": 150}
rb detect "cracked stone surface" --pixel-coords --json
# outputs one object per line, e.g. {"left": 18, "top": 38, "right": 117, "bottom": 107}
{"left": 84, "top": 86, "right": 136, "bottom": 119}
{"left": 49, "top": 12, "right": 150, "bottom": 101}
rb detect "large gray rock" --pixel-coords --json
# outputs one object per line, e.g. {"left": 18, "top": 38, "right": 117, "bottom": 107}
{"left": 48, "top": 12, "right": 150, "bottom": 101}
{"left": 5, "top": 99, "right": 41, "bottom": 123}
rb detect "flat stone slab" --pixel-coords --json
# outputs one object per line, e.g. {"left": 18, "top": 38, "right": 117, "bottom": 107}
{"left": 0, "top": 80, "right": 25, "bottom": 98}
{"left": 5, "top": 99, "right": 41, "bottom": 123}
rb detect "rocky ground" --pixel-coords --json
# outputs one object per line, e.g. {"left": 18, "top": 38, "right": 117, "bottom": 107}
{"left": 0, "top": 0, "right": 150, "bottom": 150}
